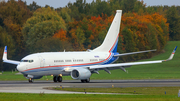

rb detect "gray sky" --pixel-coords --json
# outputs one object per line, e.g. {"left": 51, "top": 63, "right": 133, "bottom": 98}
{"left": 5, "top": 0, "right": 180, "bottom": 8}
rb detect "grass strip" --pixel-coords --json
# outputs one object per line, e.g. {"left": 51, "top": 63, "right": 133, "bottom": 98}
{"left": 52, "top": 87, "right": 180, "bottom": 95}
{"left": 0, "top": 93, "right": 180, "bottom": 101}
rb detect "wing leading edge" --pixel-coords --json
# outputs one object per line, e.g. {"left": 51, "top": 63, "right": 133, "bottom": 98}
{"left": 2, "top": 46, "right": 20, "bottom": 65}
{"left": 90, "top": 46, "right": 177, "bottom": 70}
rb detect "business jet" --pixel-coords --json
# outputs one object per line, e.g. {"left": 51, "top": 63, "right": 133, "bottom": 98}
{"left": 2, "top": 10, "right": 177, "bottom": 83}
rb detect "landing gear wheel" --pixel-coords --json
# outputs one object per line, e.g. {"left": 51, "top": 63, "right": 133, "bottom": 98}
{"left": 81, "top": 78, "right": 90, "bottom": 83}
{"left": 29, "top": 78, "right": 33, "bottom": 83}
{"left": 53, "top": 76, "right": 57, "bottom": 82}
{"left": 81, "top": 80, "right": 86, "bottom": 83}
{"left": 57, "top": 76, "right": 62, "bottom": 82}
{"left": 85, "top": 78, "right": 90, "bottom": 83}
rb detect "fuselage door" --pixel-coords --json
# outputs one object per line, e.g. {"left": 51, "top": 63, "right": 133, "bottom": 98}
{"left": 38, "top": 56, "right": 45, "bottom": 67}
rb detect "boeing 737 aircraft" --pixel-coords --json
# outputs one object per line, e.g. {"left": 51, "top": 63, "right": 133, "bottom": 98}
{"left": 2, "top": 10, "right": 177, "bottom": 83}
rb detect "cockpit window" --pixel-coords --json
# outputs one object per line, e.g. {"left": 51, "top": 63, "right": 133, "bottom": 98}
{"left": 21, "top": 60, "right": 34, "bottom": 63}
{"left": 21, "top": 60, "right": 28, "bottom": 62}
{"left": 29, "top": 60, "right": 33, "bottom": 63}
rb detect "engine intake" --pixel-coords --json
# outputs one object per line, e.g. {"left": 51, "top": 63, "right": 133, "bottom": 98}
{"left": 71, "top": 68, "right": 91, "bottom": 80}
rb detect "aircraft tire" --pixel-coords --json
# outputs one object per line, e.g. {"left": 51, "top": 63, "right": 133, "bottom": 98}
{"left": 81, "top": 80, "right": 86, "bottom": 83}
{"left": 81, "top": 78, "right": 90, "bottom": 83}
{"left": 53, "top": 76, "right": 58, "bottom": 82}
{"left": 57, "top": 76, "right": 62, "bottom": 82}
{"left": 85, "top": 78, "right": 90, "bottom": 83}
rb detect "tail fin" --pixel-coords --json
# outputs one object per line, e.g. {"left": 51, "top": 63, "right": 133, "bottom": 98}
{"left": 92, "top": 10, "right": 122, "bottom": 52}
{"left": 3, "top": 46, "right": 7, "bottom": 60}
{"left": 2, "top": 46, "right": 20, "bottom": 65}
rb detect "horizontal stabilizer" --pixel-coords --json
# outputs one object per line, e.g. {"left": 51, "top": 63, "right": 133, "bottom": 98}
{"left": 3, "top": 60, "right": 20, "bottom": 65}
{"left": 114, "top": 49, "right": 156, "bottom": 57}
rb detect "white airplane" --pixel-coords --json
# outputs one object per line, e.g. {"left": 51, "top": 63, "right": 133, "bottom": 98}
{"left": 2, "top": 10, "right": 177, "bottom": 83}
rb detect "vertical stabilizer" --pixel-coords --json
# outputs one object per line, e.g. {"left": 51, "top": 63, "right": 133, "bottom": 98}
{"left": 3, "top": 46, "right": 7, "bottom": 60}
{"left": 92, "top": 10, "right": 122, "bottom": 52}
{"left": 2, "top": 46, "right": 20, "bottom": 65}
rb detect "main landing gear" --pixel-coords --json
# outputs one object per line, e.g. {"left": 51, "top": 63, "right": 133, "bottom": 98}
{"left": 53, "top": 76, "right": 62, "bottom": 82}
{"left": 81, "top": 78, "right": 90, "bottom": 83}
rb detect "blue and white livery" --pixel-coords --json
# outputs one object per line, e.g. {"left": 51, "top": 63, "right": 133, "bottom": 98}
{"left": 2, "top": 10, "right": 177, "bottom": 83}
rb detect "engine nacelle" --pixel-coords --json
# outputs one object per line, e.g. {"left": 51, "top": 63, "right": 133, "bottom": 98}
{"left": 71, "top": 68, "right": 91, "bottom": 80}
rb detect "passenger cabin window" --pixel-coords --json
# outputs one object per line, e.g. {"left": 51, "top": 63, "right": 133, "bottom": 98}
{"left": 99, "top": 59, "right": 105, "bottom": 61}
{"left": 90, "top": 59, "right": 98, "bottom": 62}
{"left": 73, "top": 59, "right": 83, "bottom": 62}
{"left": 65, "top": 60, "right": 71, "bottom": 62}
{"left": 54, "top": 60, "right": 64, "bottom": 62}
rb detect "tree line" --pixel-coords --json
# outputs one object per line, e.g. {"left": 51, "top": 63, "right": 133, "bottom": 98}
{"left": 0, "top": 0, "right": 180, "bottom": 70}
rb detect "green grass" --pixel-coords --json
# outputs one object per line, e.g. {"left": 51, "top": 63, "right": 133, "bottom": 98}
{"left": 1, "top": 87, "right": 180, "bottom": 100}
{"left": 0, "top": 71, "right": 27, "bottom": 81}
{"left": 0, "top": 94, "right": 179, "bottom": 101}
{"left": 53, "top": 87, "right": 180, "bottom": 95}
{"left": 0, "top": 93, "right": 179, "bottom": 101}
{"left": 0, "top": 41, "right": 180, "bottom": 81}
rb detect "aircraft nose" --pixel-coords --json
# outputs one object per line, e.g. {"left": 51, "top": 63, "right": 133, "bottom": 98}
{"left": 17, "top": 65, "right": 23, "bottom": 72}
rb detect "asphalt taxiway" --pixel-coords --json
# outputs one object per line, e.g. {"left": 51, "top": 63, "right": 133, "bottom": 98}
{"left": 0, "top": 80, "right": 180, "bottom": 94}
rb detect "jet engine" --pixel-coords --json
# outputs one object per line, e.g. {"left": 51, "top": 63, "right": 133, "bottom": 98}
{"left": 71, "top": 68, "right": 91, "bottom": 80}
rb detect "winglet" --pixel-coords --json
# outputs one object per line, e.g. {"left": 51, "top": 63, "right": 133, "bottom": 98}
{"left": 2, "top": 46, "right": 7, "bottom": 61}
{"left": 164, "top": 46, "right": 177, "bottom": 61}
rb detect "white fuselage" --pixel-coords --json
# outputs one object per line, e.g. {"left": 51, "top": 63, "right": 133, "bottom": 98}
{"left": 17, "top": 51, "right": 118, "bottom": 76}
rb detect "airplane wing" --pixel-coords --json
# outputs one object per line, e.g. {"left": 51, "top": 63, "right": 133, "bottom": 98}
{"left": 2, "top": 46, "right": 20, "bottom": 65}
{"left": 114, "top": 49, "right": 156, "bottom": 57}
{"left": 89, "top": 46, "right": 177, "bottom": 70}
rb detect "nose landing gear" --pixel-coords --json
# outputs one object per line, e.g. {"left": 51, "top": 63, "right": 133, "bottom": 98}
{"left": 28, "top": 78, "right": 33, "bottom": 83}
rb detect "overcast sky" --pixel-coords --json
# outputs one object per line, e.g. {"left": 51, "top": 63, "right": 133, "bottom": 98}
{"left": 5, "top": 0, "right": 180, "bottom": 8}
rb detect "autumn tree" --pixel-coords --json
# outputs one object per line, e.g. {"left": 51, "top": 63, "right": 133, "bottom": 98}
{"left": 68, "top": 14, "right": 114, "bottom": 50}
{"left": 166, "top": 6, "right": 180, "bottom": 40}
{"left": 27, "top": 1, "right": 41, "bottom": 12}
{"left": 22, "top": 7, "right": 66, "bottom": 52}
{"left": 0, "top": 0, "right": 32, "bottom": 56}
{"left": 30, "top": 38, "right": 72, "bottom": 53}
{"left": 121, "top": 27, "right": 137, "bottom": 61}
{"left": 67, "top": 2, "right": 81, "bottom": 21}
{"left": 120, "top": 0, "right": 136, "bottom": 13}
{"left": 119, "top": 12, "right": 169, "bottom": 61}
{"left": 57, "top": 7, "right": 72, "bottom": 23}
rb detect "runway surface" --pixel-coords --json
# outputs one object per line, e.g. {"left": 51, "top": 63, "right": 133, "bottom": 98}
{"left": 0, "top": 79, "right": 180, "bottom": 94}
